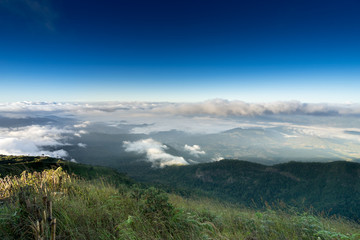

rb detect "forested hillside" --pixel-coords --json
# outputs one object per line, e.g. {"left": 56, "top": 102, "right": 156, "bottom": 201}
{"left": 133, "top": 159, "right": 360, "bottom": 221}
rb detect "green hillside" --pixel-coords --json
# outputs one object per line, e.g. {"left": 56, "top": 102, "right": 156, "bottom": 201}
{"left": 132, "top": 159, "right": 360, "bottom": 222}
{"left": 1, "top": 156, "right": 360, "bottom": 239}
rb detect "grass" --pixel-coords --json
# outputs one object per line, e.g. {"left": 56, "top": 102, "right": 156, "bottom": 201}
{"left": 168, "top": 195, "right": 360, "bottom": 240}
{"left": 0, "top": 167, "right": 219, "bottom": 239}
{"left": 1, "top": 166, "right": 359, "bottom": 240}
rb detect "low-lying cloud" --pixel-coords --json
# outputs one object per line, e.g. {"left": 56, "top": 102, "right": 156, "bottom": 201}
{"left": 1, "top": 100, "right": 360, "bottom": 118}
{"left": 0, "top": 125, "right": 72, "bottom": 158}
{"left": 74, "top": 121, "right": 91, "bottom": 128}
{"left": 184, "top": 144, "right": 205, "bottom": 157}
{"left": 154, "top": 99, "right": 360, "bottom": 117}
{"left": 77, "top": 143, "right": 87, "bottom": 148}
{"left": 0, "top": 101, "right": 158, "bottom": 116}
{"left": 123, "top": 138, "right": 188, "bottom": 167}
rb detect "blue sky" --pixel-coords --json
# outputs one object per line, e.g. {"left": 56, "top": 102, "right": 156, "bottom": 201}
{"left": 0, "top": 0, "right": 360, "bottom": 102}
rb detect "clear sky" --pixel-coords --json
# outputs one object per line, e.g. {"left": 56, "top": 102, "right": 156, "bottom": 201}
{"left": 0, "top": 0, "right": 359, "bottom": 103}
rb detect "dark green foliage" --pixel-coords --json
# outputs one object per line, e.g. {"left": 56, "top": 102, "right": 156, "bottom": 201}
{"left": 133, "top": 159, "right": 360, "bottom": 222}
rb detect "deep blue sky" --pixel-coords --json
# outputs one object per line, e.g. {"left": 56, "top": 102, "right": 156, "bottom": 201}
{"left": 0, "top": 0, "right": 359, "bottom": 102}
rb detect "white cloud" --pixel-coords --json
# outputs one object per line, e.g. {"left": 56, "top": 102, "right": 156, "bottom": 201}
{"left": 153, "top": 99, "right": 360, "bottom": 117}
{"left": 0, "top": 125, "right": 72, "bottom": 158}
{"left": 77, "top": 143, "right": 87, "bottom": 148}
{"left": 212, "top": 156, "right": 224, "bottom": 162}
{"left": 184, "top": 144, "right": 205, "bottom": 157}
{"left": 0, "top": 101, "right": 77, "bottom": 113}
{"left": 74, "top": 121, "right": 91, "bottom": 128}
{"left": 123, "top": 138, "right": 188, "bottom": 168}
{"left": 269, "top": 122, "right": 360, "bottom": 142}
{"left": 211, "top": 153, "right": 224, "bottom": 162}
{"left": 74, "top": 130, "right": 88, "bottom": 137}
{"left": 2, "top": 100, "right": 360, "bottom": 119}
{"left": 0, "top": 101, "right": 155, "bottom": 116}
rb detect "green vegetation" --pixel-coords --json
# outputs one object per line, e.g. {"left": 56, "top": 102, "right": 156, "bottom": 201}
{"left": 169, "top": 195, "right": 360, "bottom": 240}
{"left": 0, "top": 155, "right": 133, "bottom": 186}
{"left": 134, "top": 159, "right": 360, "bottom": 222}
{"left": 0, "top": 166, "right": 221, "bottom": 239}
{"left": 1, "top": 156, "right": 360, "bottom": 239}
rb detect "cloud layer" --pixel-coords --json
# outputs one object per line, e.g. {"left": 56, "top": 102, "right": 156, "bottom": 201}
{"left": 154, "top": 99, "right": 360, "bottom": 116}
{"left": 123, "top": 138, "right": 188, "bottom": 167}
{"left": 1, "top": 100, "right": 360, "bottom": 118}
{"left": 0, "top": 125, "right": 71, "bottom": 158}
{"left": 1, "top": 100, "right": 360, "bottom": 162}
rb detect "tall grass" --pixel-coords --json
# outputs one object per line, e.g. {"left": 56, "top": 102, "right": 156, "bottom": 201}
{"left": 1, "top": 167, "right": 359, "bottom": 240}
{"left": 0, "top": 168, "right": 219, "bottom": 239}
{"left": 169, "top": 194, "right": 360, "bottom": 240}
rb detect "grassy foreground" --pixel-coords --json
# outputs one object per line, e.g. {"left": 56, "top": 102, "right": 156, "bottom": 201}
{"left": 1, "top": 166, "right": 359, "bottom": 240}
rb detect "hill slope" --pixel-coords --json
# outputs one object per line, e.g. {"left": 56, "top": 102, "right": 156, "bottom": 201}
{"left": 1, "top": 156, "right": 359, "bottom": 240}
{"left": 132, "top": 159, "right": 360, "bottom": 221}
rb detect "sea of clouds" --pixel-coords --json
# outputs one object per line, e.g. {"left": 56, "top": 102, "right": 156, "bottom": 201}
{"left": 1, "top": 99, "right": 360, "bottom": 166}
